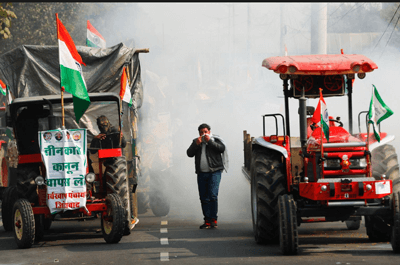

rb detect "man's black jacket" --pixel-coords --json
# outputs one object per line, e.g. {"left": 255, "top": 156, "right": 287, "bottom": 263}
{"left": 90, "top": 126, "right": 127, "bottom": 154}
{"left": 187, "top": 137, "right": 225, "bottom": 174}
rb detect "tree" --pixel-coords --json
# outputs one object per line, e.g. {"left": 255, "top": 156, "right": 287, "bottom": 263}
{"left": 0, "top": 2, "right": 17, "bottom": 39}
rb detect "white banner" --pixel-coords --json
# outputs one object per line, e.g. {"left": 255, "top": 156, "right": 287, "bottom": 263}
{"left": 39, "top": 128, "right": 87, "bottom": 214}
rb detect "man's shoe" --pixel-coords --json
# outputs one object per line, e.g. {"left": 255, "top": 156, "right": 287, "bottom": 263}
{"left": 211, "top": 219, "right": 218, "bottom": 228}
{"left": 130, "top": 216, "right": 139, "bottom": 230}
{"left": 199, "top": 221, "right": 211, "bottom": 229}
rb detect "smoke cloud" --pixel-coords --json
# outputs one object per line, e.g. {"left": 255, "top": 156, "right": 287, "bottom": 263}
{"left": 99, "top": 3, "right": 400, "bottom": 221}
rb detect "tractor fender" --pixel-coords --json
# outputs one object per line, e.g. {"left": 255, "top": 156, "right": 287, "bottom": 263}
{"left": 369, "top": 134, "right": 395, "bottom": 152}
{"left": 252, "top": 137, "right": 288, "bottom": 158}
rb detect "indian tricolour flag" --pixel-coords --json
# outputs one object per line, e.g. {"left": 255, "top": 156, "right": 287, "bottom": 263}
{"left": 86, "top": 20, "right": 106, "bottom": 49}
{"left": 56, "top": 14, "right": 90, "bottom": 123}
{"left": 0, "top": 79, "right": 13, "bottom": 104}
{"left": 368, "top": 84, "right": 393, "bottom": 142}
{"left": 120, "top": 67, "right": 133, "bottom": 107}
{"left": 312, "top": 88, "right": 329, "bottom": 142}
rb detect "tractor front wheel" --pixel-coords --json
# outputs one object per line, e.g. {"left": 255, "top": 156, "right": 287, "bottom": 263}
{"left": 13, "top": 199, "right": 35, "bottom": 249}
{"left": 391, "top": 191, "right": 400, "bottom": 252}
{"left": 101, "top": 193, "right": 125, "bottom": 244}
{"left": 2, "top": 186, "right": 19, "bottom": 231}
{"left": 250, "top": 149, "right": 286, "bottom": 244}
{"left": 278, "top": 194, "right": 298, "bottom": 255}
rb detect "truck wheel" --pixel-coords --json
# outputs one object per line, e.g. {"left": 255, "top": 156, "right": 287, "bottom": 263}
{"left": 150, "top": 191, "right": 170, "bottom": 217}
{"left": 43, "top": 218, "right": 52, "bottom": 230}
{"left": 101, "top": 193, "right": 124, "bottom": 244}
{"left": 104, "top": 157, "right": 130, "bottom": 234}
{"left": 278, "top": 194, "right": 298, "bottom": 255}
{"left": 367, "top": 144, "right": 400, "bottom": 242}
{"left": 2, "top": 186, "right": 19, "bottom": 231}
{"left": 34, "top": 214, "right": 45, "bottom": 242}
{"left": 137, "top": 171, "right": 150, "bottom": 214}
{"left": 13, "top": 198, "right": 35, "bottom": 249}
{"left": 0, "top": 143, "right": 9, "bottom": 187}
{"left": 345, "top": 219, "right": 361, "bottom": 230}
{"left": 392, "top": 191, "right": 400, "bottom": 252}
{"left": 250, "top": 149, "right": 286, "bottom": 244}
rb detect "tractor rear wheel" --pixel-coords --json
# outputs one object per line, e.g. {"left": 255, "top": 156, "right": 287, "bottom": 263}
{"left": 101, "top": 193, "right": 125, "bottom": 244}
{"left": 391, "top": 191, "right": 400, "bottom": 252}
{"left": 104, "top": 157, "right": 130, "bottom": 235}
{"left": 251, "top": 149, "right": 286, "bottom": 244}
{"left": 366, "top": 144, "right": 400, "bottom": 242}
{"left": 278, "top": 194, "right": 298, "bottom": 255}
{"left": 13, "top": 198, "right": 35, "bottom": 249}
{"left": 34, "top": 214, "right": 45, "bottom": 242}
{"left": 2, "top": 186, "right": 19, "bottom": 231}
{"left": 345, "top": 218, "right": 361, "bottom": 230}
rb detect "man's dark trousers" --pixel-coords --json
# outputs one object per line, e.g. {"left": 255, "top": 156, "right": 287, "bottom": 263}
{"left": 197, "top": 170, "right": 222, "bottom": 221}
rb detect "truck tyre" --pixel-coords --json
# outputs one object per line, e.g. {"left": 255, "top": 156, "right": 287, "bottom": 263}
{"left": 2, "top": 186, "right": 19, "bottom": 231}
{"left": 43, "top": 218, "right": 52, "bottom": 231}
{"left": 137, "top": 172, "right": 150, "bottom": 214}
{"left": 0, "top": 143, "right": 9, "bottom": 187}
{"left": 345, "top": 219, "right": 361, "bottom": 230}
{"left": 34, "top": 214, "right": 45, "bottom": 242}
{"left": 366, "top": 144, "right": 400, "bottom": 242}
{"left": 101, "top": 193, "right": 124, "bottom": 244}
{"left": 278, "top": 194, "right": 298, "bottom": 255}
{"left": 13, "top": 198, "right": 35, "bottom": 249}
{"left": 150, "top": 191, "right": 170, "bottom": 217}
{"left": 104, "top": 157, "right": 130, "bottom": 235}
{"left": 391, "top": 191, "right": 400, "bottom": 252}
{"left": 250, "top": 149, "right": 286, "bottom": 244}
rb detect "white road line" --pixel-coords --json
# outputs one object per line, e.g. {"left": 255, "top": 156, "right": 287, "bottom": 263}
{"left": 160, "top": 252, "right": 169, "bottom": 261}
{"left": 160, "top": 238, "right": 169, "bottom": 245}
{"left": 161, "top": 220, "right": 168, "bottom": 225}
{"left": 160, "top": 228, "right": 168, "bottom": 233}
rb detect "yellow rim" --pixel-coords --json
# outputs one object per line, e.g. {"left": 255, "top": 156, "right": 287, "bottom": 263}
{"left": 14, "top": 209, "right": 23, "bottom": 240}
{"left": 103, "top": 208, "right": 113, "bottom": 235}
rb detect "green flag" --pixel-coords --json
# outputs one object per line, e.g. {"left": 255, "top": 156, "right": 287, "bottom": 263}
{"left": 368, "top": 85, "right": 393, "bottom": 142}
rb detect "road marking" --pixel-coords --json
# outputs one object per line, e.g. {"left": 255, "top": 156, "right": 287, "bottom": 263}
{"left": 160, "top": 238, "right": 169, "bottom": 245}
{"left": 161, "top": 220, "right": 168, "bottom": 225}
{"left": 160, "top": 228, "right": 168, "bottom": 233}
{"left": 160, "top": 252, "right": 169, "bottom": 261}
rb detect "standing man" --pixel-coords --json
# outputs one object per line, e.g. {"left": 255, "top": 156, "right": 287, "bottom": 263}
{"left": 187, "top": 123, "right": 227, "bottom": 229}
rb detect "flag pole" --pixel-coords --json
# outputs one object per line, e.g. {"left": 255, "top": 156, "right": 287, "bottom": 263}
{"left": 319, "top": 88, "right": 324, "bottom": 179}
{"left": 56, "top": 13, "right": 65, "bottom": 129}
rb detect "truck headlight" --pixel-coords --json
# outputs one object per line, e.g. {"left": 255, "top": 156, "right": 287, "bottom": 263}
{"left": 85, "top": 173, "right": 96, "bottom": 183}
{"left": 349, "top": 157, "right": 367, "bottom": 169}
{"left": 324, "top": 158, "right": 341, "bottom": 169}
{"left": 35, "top": 176, "right": 45, "bottom": 186}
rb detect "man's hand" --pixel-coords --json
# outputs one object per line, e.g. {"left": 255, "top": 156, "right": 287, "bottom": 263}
{"left": 196, "top": 136, "right": 202, "bottom": 145}
{"left": 203, "top": 134, "right": 210, "bottom": 142}
{"left": 95, "top": 133, "right": 106, "bottom": 140}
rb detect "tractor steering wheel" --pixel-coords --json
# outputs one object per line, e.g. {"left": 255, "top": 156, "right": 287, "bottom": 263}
{"left": 329, "top": 119, "right": 343, "bottom": 127}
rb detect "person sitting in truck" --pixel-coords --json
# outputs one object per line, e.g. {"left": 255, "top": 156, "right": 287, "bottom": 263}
{"left": 89, "top": 115, "right": 127, "bottom": 153}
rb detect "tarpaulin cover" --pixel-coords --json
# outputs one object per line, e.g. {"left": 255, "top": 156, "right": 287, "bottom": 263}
{"left": 0, "top": 42, "right": 143, "bottom": 109}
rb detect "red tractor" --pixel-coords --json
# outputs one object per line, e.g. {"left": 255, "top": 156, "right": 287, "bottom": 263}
{"left": 242, "top": 54, "right": 400, "bottom": 254}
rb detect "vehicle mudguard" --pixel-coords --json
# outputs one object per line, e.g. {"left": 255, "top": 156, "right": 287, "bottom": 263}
{"left": 369, "top": 134, "right": 395, "bottom": 152}
{"left": 252, "top": 137, "right": 288, "bottom": 158}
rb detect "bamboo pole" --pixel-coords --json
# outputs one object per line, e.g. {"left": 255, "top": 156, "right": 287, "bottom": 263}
{"left": 134, "top": 48, "right": 149, "bottom": 53}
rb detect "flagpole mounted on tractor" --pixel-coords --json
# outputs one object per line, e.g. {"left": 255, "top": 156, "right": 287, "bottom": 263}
{"left": 56, "top": 13, "right": 65, "bottom": 129}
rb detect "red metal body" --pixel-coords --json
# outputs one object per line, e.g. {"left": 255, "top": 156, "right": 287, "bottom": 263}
{"left": 262, "top": 54, "right": 378, "bottom": 76}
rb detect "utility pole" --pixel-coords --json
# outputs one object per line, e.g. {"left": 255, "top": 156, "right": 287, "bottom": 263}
{"left": 311, "top": 3, "right": 327, "bottom": 54}
{"left": 280, "top": 4, "right": 286, "bottom": 56}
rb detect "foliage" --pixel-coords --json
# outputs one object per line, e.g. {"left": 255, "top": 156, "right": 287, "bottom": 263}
{"left": 0, "top": 2, "right": 17, "bottom": 40}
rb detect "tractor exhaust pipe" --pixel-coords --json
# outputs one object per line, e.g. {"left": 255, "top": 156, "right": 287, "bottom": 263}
{"left": 299, "top": 88, "right": 307, "bottom": 148}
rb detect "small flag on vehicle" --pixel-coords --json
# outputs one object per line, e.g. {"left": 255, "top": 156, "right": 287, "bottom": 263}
{"left": 368, "top": 84, "right": 393, "bottom": 142}
{"left": 57, "top": 14, "right": 90, "bottom": 123}
{"left": 312, "top": 88, "right": 329, "bottom": 142}
{"left": 120, "top": 66, "right": 133, "bottom": 107}
{"left": 86, "top": 20, "right": 106, "bottom": 48}
{"left": 0, "top": 79, "right": 13, "bottom": 104}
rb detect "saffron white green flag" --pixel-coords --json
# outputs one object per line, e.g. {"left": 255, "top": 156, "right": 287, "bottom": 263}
{"left": 312, "top": 89, "right": 329, "bottom": 142}
{"left": 86, "top": 20, "right": 106, "bottom": 48}
{"left": 120, "top": 67, "right": 133, "bottom": 107}
{"left": 57, "top": 14, "right": 90, "bottom": 123}
{"left": 0, "top": 79, "right": 13, "bottom": 104}
{"left": 368, "top": 84, "right": 393, "bottom": 142}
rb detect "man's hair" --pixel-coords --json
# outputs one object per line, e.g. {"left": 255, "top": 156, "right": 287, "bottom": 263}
{"left": 198, "top": 123, "right": 210, "bottom": 132}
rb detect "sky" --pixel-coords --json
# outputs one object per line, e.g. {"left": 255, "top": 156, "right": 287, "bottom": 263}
{"left": 101, "top": 3, "right": 400, "bottom": 220}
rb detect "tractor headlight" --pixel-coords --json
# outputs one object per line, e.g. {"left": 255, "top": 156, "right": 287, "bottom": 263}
{"left": 85, "top": 172, "right": 95, "bottom": 183}
{"left": 35, "top": 176, "right": 45, "bottom": 186}
{"left": 349, "top": 157, "right": 367, "bottom": 169}
{"left": 324, "top": 158, "right": 341, "bottom": 169}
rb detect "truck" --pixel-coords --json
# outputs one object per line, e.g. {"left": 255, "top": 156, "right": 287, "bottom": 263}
{"left": 242, "top": 54, "right": 400, "bottom": 254}
{"left": 0, "top": 43, "right": 146, "bottom": 248}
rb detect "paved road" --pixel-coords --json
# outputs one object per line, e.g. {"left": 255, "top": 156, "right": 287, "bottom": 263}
{"left": 1, "top": 195, "right": 399, "bottom": 265}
